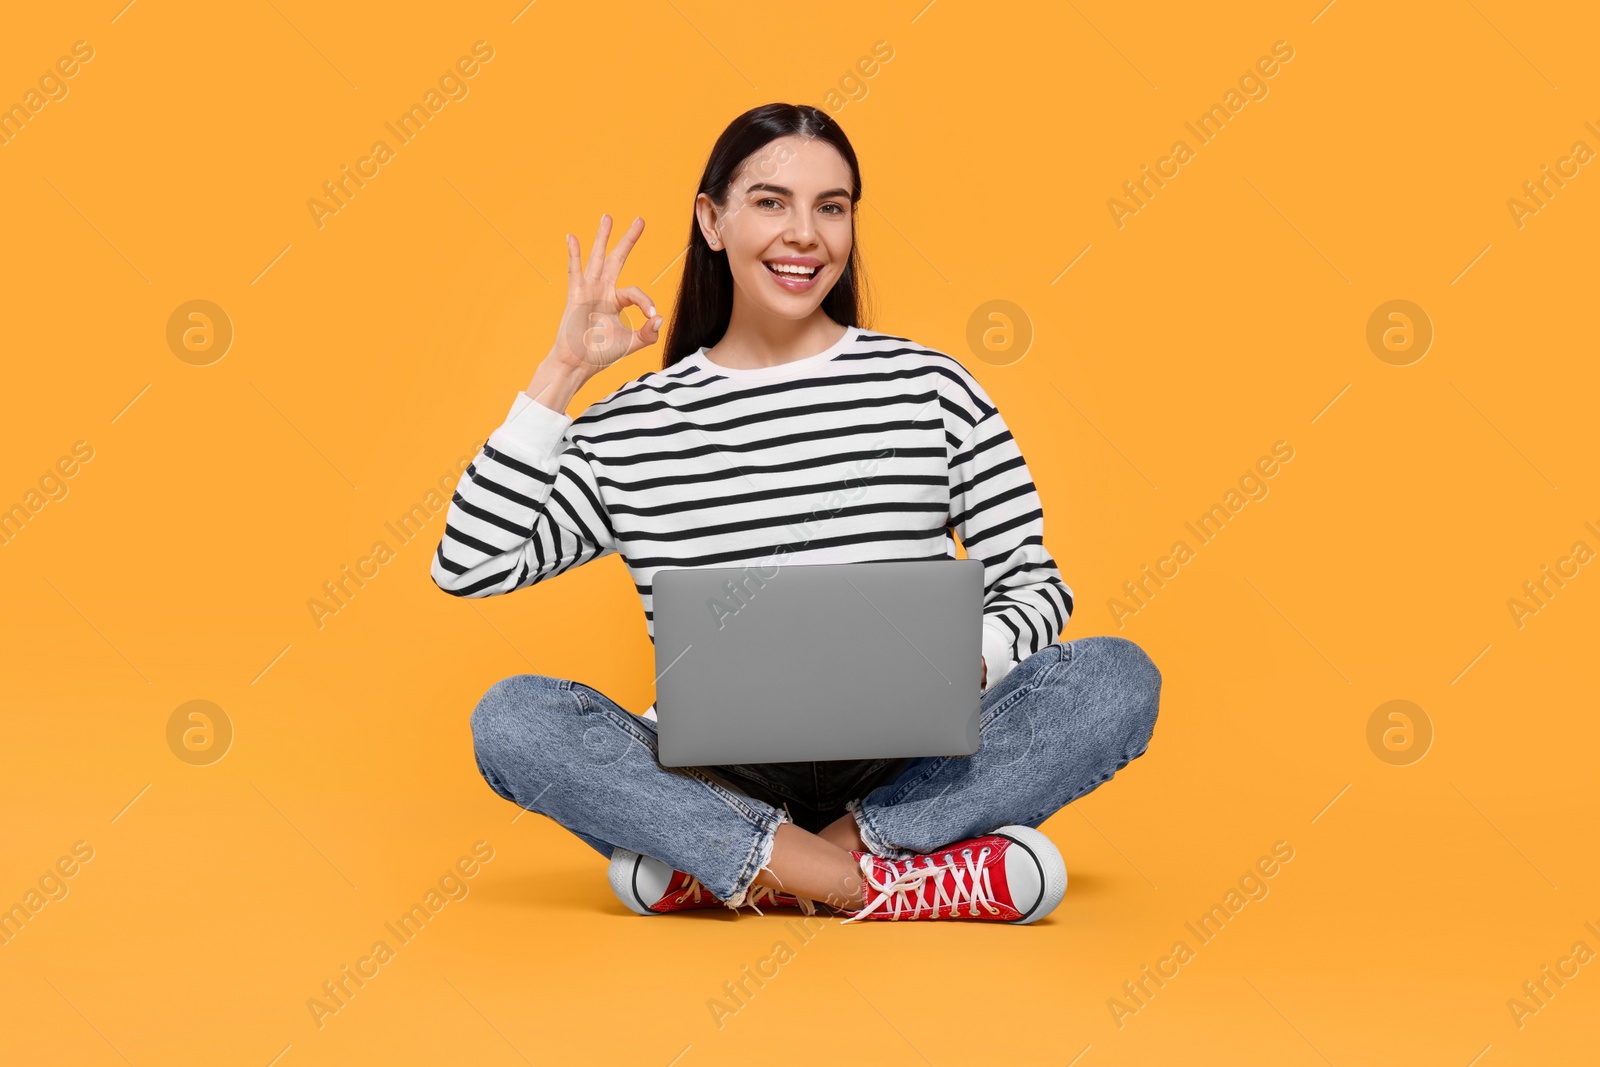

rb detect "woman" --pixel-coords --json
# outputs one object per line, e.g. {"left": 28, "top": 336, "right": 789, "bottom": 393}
{"left": 433, "top": 103, "right": 1161, "bottom": 923}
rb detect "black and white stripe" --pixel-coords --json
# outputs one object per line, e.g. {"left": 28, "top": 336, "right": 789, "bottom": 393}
{"left": 430, "top": 326, "right": 1073, "bottom": 689}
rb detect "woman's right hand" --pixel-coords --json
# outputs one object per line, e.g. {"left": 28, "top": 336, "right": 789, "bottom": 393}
{"left": 547, "top": 214, "right": 662, "bottom": 377}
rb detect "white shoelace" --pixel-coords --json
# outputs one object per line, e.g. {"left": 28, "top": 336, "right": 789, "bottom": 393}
{"left": 671, "top": 877, "right": 707, "bottom": 906}
{"left": 840, "top": 847, "right": 1001, "bottom": 922}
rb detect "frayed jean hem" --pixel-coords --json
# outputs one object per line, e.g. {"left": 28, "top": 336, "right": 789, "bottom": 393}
{"left": 721, "top": 805, "right": 792, "bottom": 909}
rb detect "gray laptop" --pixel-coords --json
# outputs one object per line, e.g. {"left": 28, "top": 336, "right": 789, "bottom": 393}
{"left": 652, "top": 558, "right": 984, "bottom": 767}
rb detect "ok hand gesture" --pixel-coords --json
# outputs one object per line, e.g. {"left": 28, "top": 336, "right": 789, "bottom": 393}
{"left": 548, "top": 214, "right": 663, "bottom": 376}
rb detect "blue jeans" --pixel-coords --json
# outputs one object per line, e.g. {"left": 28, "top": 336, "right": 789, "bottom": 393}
{"left": 469, "top": 635, "right": 1161, "bottom": 908}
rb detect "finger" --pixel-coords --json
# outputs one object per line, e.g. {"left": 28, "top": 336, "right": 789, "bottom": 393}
{"left": 564, "top": 233, "right": 582, "bottom": 295}
{"left": 616, "top": 286, "right": 662, "bottom": 352}
{"left": 624, "top": 312, "right": 664, "bottom": 358}
{"left": 615, "top": 285, "right": 656, "bottom": 320}
{"left": 586, "top": 214, "right": 612, "bottom": 283}
{"left": 602, "top": 217, "right": 645, "bottom": 289}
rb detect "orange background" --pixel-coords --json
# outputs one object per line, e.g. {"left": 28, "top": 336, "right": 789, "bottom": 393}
{"left": 2, "top": 1, "right": 1597, "bottom": 1064}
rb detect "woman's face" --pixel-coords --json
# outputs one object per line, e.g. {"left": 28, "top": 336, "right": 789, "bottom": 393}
{"left": 697, "top": 134, "right": 855, "bottom": 322}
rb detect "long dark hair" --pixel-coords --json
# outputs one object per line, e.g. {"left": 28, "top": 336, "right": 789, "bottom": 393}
{"left": 661, "top": 103, "right": 871, "bottom": 369}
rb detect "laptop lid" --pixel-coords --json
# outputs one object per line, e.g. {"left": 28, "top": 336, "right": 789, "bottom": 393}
{"left": 652, "top": 558, "right": 984, "bottom": 767}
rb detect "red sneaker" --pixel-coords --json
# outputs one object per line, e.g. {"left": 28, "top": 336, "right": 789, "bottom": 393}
{"left": 609, "top": 849, "right": 816, "bottom": 915}
{"left": 840, "top": 825, "right": 1067, "bottom": 924}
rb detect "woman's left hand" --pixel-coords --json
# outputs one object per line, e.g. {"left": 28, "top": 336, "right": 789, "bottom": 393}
{"left": 981, "top": 657, "right": 987, "bottom": 688}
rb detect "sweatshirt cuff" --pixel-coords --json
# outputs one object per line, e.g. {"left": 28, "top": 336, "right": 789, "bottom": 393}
{"left": 488, "top": 391, "right": 573, "bottom": 464}
{"left": 981, "top": 618, "right": 1019, "bottom": 693}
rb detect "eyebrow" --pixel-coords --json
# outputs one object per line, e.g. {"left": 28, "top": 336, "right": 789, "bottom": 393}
{"left": 744, "top": 182, "right": 853, "bottom": 201}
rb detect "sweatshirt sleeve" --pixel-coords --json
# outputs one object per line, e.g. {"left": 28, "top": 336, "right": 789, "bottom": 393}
{"left": 944, "top": 372, "right": 1074, "bottom": 692}
{"left": 430, "top": 391, "right": 617, "bottom": 597}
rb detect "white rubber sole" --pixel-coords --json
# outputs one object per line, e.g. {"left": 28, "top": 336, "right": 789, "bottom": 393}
{"left": 993, "top": 825, "right": 1068, "bottom": 924}
{"left": 607, "top": 849, "right": 661, "bottom": 916}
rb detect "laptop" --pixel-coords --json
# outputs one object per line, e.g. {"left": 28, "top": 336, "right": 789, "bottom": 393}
{"left": 651, "top": 558, "right": 984, "bottom": 767}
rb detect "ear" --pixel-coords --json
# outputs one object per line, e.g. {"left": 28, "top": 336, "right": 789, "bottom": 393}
{"left": 693, "top": 192, "right": 722, "bottom": 249}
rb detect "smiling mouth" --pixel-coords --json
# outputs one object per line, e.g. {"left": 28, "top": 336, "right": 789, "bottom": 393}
{"left": 764, "top": 262, "right": 820, "bottom": 278}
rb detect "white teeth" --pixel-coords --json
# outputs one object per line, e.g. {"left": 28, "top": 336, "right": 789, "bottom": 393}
{"left": 767, "top": 263, "right": 817, "bottom": 276}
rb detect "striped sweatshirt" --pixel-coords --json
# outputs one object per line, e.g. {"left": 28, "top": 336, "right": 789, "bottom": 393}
{"left": 430, "top": 325, "right": 1073, "bottom": 707}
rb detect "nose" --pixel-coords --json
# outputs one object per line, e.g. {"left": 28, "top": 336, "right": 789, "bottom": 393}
{"left": 785, "top": 208, "right": 818, "bottom": 248}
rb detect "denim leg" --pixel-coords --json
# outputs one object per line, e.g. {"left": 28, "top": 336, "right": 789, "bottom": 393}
{"left": 848, "top": 636, "right": 1161, "bottom": 858}
{"left": 469, "top": 673, "right": 791, "bottom": 907}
